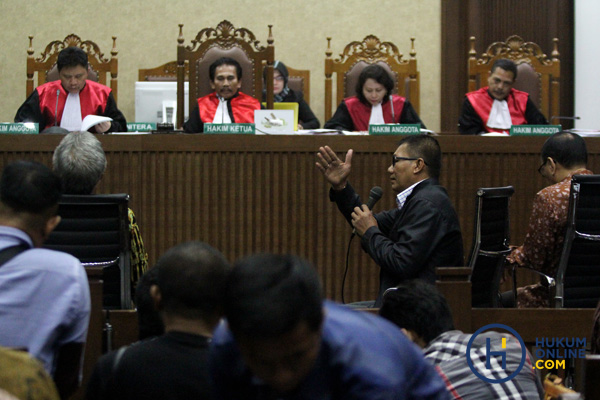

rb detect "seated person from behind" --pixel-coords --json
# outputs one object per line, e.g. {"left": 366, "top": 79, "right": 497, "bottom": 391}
{"left": 15, "top": 47, "right": 127, "bottom": 133}
{"left": 0, "top": 161, "right": 90, "bottom": 399}
{"left": 379, "top": 280, "right": 544, "bottom": 399}
{"left": 506, "top": 132, "right": 592, "bottom": 307}
{"left": 209, "top": 253, "right": 449, "bottom": 399}
{"left": 324, "top": 64, "right": 425, "bottom": 131}
{"left": 52, "top": 131, "right": 149, "bottom": 297}
{"left": 458, "top": 58, "right": 547, "bottom": 135}
{"left": 263, "top": 60, "right": 320, "bottom": 129}
{"left": 183, "top": 57, "right": 261, "bottom": 133}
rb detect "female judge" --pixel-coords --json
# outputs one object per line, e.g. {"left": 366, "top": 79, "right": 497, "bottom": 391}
{"left": 263, "top": 61, "right": 320, "bottom": 130}
{"left": 324, "top": 64, "right": 425, "bottom": 131}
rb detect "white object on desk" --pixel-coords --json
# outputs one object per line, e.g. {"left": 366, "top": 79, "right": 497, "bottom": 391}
{"left": 135, "top": 82, "right": 189, "bottom": 124}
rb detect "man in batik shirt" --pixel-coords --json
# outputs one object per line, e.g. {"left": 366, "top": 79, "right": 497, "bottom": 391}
{"left": 507, "top": 131, "right": 592, "bottom": 307}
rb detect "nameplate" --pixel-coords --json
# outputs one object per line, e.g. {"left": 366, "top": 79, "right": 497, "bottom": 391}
{"left": 369, "top": 124, "right": 421, "bottom": 135}
{"left": 510, "top": 125, "right": 562, "bottom": 136}
{"left": 127, "top": 122, "right": 157, "bottom": 132}
{"left": 204, "top": 123, "right": 255, "bottom": 134}
{"left": 0, "top": 123, "right": 39, "bottom": 134}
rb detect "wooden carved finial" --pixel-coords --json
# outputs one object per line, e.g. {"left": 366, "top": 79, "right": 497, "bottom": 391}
{"left": 27, "top": 35, "right": 34, "bottom": 56}
{"left": 267, "top": 24, "right": 274, "bottom": 45}
{"left": 409, "top": 37, "right": 416, "bottom": 59}
{"left": 468, "top": 36, "right": 476, "bottom": 59}
{"left": 551, "top": 37, "right": 560, "bottom": 61}
{"left": 111, "top": 36, "right": 117, "bottom": 57}
{"left": 177, "top": 24, "right": 184, "bottom": 46}
{"left": 326, "top": 37, "right": 332, "bottom": 58}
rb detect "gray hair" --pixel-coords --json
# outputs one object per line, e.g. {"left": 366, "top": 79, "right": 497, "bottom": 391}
{"left": 52, "top": 131, "right": 107, "bottom": 194}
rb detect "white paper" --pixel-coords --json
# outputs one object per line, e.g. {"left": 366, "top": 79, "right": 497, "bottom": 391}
{"left": 81, "top": 115, "right": 113, "bottom": 131}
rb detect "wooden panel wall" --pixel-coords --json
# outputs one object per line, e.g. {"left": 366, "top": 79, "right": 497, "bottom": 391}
{"left": 2, "top": 134, "right": 599, "bottom": 303}
{"left": 441, "top": 0, "right": 574, "bottom": 132}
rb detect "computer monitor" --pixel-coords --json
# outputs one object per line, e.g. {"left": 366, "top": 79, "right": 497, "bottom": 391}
{"left": 134, "top": 82, "right": 189, "bottom": 124}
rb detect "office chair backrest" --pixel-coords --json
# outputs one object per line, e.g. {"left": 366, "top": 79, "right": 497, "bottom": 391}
{"left": 469, "top": 186, "right": 514, "bottom": 307}
{"left": 44, "top": 194, "right": 131, "bottom": 309}
{"left": 555, "top": 175, "right": 600, "bottom": 308}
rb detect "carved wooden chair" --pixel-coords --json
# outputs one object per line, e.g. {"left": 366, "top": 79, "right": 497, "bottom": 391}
{"left": 286, "top": 65, "right": 311, "bottom": 106}
{"left": 324, "top": 35, "right": 419, "bottom": 121}
{"left": 468, "top": 35, "right": 560, "bottom": 123}
{"left": 26, "top": 34, "right": 119, "bottom": 101}
{"left": 176, "top": 20, "right": 275, "bottom": 128}
{"left": 138, "top": 60, "right": 188, "bottom": 82}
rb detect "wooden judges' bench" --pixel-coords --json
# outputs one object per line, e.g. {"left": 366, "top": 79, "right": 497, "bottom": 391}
{"left": 2, "top": 134, "right": 600, "bottom": 303}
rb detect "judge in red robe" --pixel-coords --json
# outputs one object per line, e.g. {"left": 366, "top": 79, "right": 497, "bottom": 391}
{"left": 183, "top": 57, "right": 261, "bottom": 133}
{"left": 15, "top": 47, "right": 126, "bottom": 133}
{"left": 324, "top": 64, "right": 425, "bottom": 132}
{"left": 458, "top": 58, "right": 547, "bottom": 135}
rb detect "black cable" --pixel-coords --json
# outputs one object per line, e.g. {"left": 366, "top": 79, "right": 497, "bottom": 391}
{"left": 341, "top": 232, "right": 356, "bottom": 304}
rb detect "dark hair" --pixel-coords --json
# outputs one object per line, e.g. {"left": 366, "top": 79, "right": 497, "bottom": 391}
{"left": 541, "top": 131, "right": 588, "bottom": 168}
{"left": 209, "top": 57, "right": 242, "bottom": 81}
{"left": 268, "top": 60, "right": 289, "bottom": 86}
{"left": 0, "top": 160, "right": 62, "bottom": 214}
{"left": 356, "top": 64, "right": 394, "bottom": 105}
{"left": 155, "top": 241, "right": 231, "bottom": 321}
{"left": 397, "top": 135, "right": 442, "bottom": 179}
{"left": 52, "top": 132, "right": 107, "bottom": 194}
{"left": 225, "top": 253, "right": 323, "bottom": 339}
{"left": 379, "top": 280, "right": 454, "bottom": 345}
{"left": 57, "top": 47, "right": 88, "bottom": 72}
{"left": 491, "top": 58, "right": 517, "bottom": 81}
{"left": 135, "top": 267, "right": 165, "bottom": 340}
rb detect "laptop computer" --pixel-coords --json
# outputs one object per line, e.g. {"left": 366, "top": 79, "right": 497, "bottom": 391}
{"left": 254, "top": 109, "right": 296, "bottom": 135}
{"left": 260, "top": 102, "right": 299, "bottom": 131}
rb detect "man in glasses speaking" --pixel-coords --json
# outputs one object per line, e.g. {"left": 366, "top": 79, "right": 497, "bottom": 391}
{"left": 316, "top": 135, "right": 464, "bottom": 307}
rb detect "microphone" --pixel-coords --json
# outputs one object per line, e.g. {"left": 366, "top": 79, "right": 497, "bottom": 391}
{"left": 389, "top": 95, "right": 395, "bottom": 123}
{"left": 352, "top": 186, "right": 384, "bottom": 236}
{"left": 54, "top": 89, "right": 60, "bottom": 126}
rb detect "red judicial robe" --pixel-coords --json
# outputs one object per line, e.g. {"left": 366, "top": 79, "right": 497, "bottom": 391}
{"left": 344, "top": 95, "right": 406, "bottom": 131}
{"left": 466, "top": 87, "right": 529, "bottom": 133}
{"left": 197, "top": 92, "right": 260, "bottom": 123}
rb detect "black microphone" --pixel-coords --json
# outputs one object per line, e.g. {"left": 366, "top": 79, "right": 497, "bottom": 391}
{"left": 54, "top": 89, "right": 60, "bottom": 126}
{"left": 352, "top": 186, "right": 384, "bottom": 236}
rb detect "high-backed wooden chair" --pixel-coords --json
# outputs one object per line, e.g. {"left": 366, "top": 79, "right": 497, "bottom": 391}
{"left": 138, "top": 60, "right": 189, "bottom": 82}
{"left": 176, "top": 20, "right": 274, "bottom": 128}
{"left": 286, "top": 65, "right": 311, "bottom": 106}
{"left": 26, "top": 34, "right": 119, "bottom": 101}
{"left": 468, "top": 35, "right": 560, "bottom": 123}
{"left": 324, "top": 35, "right": 419, "bottom": 121}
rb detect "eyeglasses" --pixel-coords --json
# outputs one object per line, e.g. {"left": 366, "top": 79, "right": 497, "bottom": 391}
{"left": 274, "top": 75, "right": 284, "bottom": 82}
{"left": 538, "top": 158, "right": 549, "bottom": 175}
{"left": 392, "top": 155, "right": 427, "bottom": 167}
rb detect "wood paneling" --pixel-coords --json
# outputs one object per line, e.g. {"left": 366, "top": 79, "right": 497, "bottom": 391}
{"left": 442, "top": 1, "right": 574, "bottom": 132}
{"left": 3, "top": 134, "right": 599, "bottom": 303}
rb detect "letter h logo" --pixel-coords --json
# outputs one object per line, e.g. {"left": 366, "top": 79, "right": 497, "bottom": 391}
{"left": 486, "top": 337, "right": 507, "bottom": 369}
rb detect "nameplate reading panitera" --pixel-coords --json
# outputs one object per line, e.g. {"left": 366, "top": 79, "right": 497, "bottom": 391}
{"left": 0, "top": 123, "right": 39, "bottom": 134}
{"left": 510, "top": 125, "right": 562, "bottom": 136}
{"left": 369, "top": 124, "right": 421, "bottom": 135}
{"left": 127, "top": 123, "right": 157, "bottom": 132}
{"left": 204, "top": 123, "right": 255, "bottom": 134}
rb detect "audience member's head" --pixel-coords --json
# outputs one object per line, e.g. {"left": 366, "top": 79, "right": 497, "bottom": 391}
{"left": 356, "top": 64, "right": 395, "bottom": 106}
{"left": 541, "top": 131, "right": 588, "bottom": 169}
{"left": 152, "top": 241, "right": 231, "bottom": 328}
{"left": 52, "top": 131, "right": 107, "bottom": 194}
{"left": 224, "top": 253, "right": 324, "bottom": 394}
{"left": 134, "top": 267, "right": 165, "bottom": 340}
{"left": 0, "top": 160, "right": 62, "bottom": 246}
{"left": 379, "top": 280, "right": 454, "bottom": 348}
{"left": 209, "top": 57, "right": 243, "bottom": 100}
{"left": 487, "top": 58, "right": 517, "bottom": 101}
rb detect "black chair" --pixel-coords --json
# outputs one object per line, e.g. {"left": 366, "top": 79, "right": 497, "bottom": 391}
{"left": 44, "top": 194, "right": 132, "bottom": 310}
{"left": 468, "top": 186, "right": 514, "bottom": 308}
{"left": 554, "top": 175, "right": 600, "bottom": 308}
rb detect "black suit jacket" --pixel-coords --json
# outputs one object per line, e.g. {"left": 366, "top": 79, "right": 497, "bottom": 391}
{"left": 331, "top": 179, "right": 464, "bottom": 306}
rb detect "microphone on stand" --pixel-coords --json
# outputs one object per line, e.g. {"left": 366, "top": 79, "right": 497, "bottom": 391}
{"left": 389, "top": 95, "right": 395, "bottom": 123}
{"left": 41, "top": 90, "right": 69, "bottom": 134}
{"left": 54, "top": 89, "right": 60, "bottom": 126}
{"left": 352, "top": 186, "right": 383, "bottom": 236}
